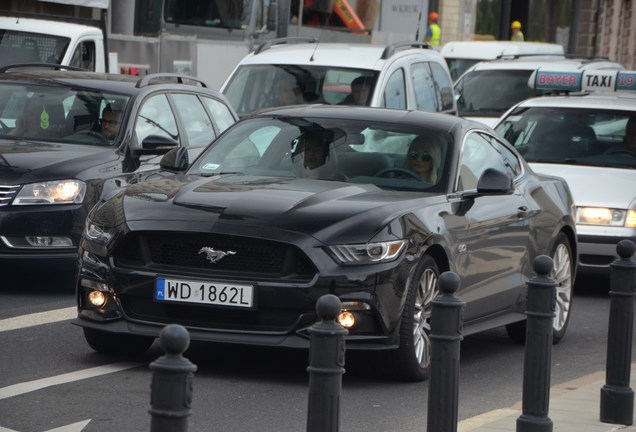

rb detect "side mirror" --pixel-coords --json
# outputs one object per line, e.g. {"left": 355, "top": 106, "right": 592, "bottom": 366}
{"left": 160, "top": 147, "right": 189, "bottom": 172}
{"left": 476, "top": 168, "right": 513, "bottom": 194}
{"left": 136, "top": 134, "right": 179, "bottom": 155}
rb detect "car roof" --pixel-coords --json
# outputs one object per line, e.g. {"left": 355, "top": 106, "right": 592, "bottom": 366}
{"left": 0, "top": 69, "right": 223, "bottom": 97}
{"left": 466, "top": 56, "right": 624, "bottom": 72}
{"left": 237, "top": 41, "right": 445, "bottom": 70}
{"left": 512, "top": 92, "right": 636, "bottom": 111}
{"left": 249, "top": 104, "right": 474, "bottom": 130}
{"left": 440, "top": 41, "right": 564, "bottom": 60}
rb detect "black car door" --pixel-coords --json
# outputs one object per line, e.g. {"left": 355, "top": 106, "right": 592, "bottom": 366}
{"left": 450, "top": 131, "right": 531, "bottom": 321}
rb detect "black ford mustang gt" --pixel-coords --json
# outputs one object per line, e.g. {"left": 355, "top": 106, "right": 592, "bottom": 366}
{"left": 73, "top": 105, "right": 577, "bottom": 382}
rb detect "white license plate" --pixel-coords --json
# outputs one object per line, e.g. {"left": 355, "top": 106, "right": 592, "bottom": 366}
{"left": 155, "top": 277, "right": 254, "bottom": 308}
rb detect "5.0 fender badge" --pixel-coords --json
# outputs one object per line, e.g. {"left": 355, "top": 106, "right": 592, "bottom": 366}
{"left": 198, "top": 247, "right": 236, "bottom": 263}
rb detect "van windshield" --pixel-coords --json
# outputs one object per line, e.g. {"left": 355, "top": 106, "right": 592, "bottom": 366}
{"left": 223, "top": 65, "right": 379, "bottom": 118}
{"left": 0, "top": 30, "right": 69, "bottom": 67}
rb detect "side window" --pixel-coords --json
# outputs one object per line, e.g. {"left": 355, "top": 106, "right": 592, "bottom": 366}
{"left": 429, "top": 63, "right": 455, "bottom": 112}
{"left": 170, "top": 93, "right": 216, "bottom": 147}
{"left": 69, "top": 41, "right": 96, "bottom": 71}
{"left": 411, "top": 62, "right": 437, "bottom": 112}
{"left": 457, "top": 132, "right": 517, "bottom": 192}
{"left": 202, "top": 97, "right": 236, "bottom": 133}
{"left": 135, "top": 94, "right": 180, "bottom": 145}
{"left": 383, "top": 68, "right": 407, "bottom": 110}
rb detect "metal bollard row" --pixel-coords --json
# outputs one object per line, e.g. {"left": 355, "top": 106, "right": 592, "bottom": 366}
{"left": 600, "top": 239, "right": 636, "bottom": 426}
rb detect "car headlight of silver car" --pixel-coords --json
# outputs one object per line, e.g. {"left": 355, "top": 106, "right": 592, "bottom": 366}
{"left": 326, "top": 240, "right": 407, "bottom": 265}
{"left": 576, "top": 207, "right": 636, "bottom": 228}
{"left": 13, "top": 180, "right": 86, "bottom": 205}
{"left": 85, "top": 220, "right": 115, "bottom": 244}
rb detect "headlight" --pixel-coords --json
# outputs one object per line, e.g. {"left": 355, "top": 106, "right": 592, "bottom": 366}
{"left": 13, "top": 180, "right": 86, "bottom": 205}
{"left": 326, "top": 240, "right": 407, "bottom": 265}
{"left": 576, "top": 207, "right": 633, "bottom": 227}
{"left": 84, "top": 220, "right": 114, "bottom": 244}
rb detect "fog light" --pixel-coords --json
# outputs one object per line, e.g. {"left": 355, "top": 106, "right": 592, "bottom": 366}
{"left": 25, "top": 236, "right": 73, "bottom": 247}
{"left": 337, "top": 311, "right": 356, "bottom": 328}
{"left": 88, "top": 290, "right": 107, "bottom": 307}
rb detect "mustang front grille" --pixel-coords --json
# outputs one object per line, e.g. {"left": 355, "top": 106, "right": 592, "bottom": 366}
{"left": 113, "top": 232, "right": 317, "bottom": 282}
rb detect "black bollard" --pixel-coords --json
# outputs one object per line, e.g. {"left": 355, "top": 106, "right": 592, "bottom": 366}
{"left": 306, "top": 294, "right": 348, "bottom": 432}
{"left": 149, "top": 324, "right": 197, "bottom": 432}
{"left": 427, "top": 271, "right": 465, "bottom": 432}
{"left": 517, "top": 255, "right": 555, "bottom": 432}
{"left": 600, "top": 239, "right": 636, "bottom": 426}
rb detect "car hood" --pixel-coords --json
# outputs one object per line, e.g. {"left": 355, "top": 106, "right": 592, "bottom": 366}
{"left": 114, "top": 175, "right": 440, "bottom": 242}
{"left": 0, "top": 139, "right": 117, "bottom": 184}
{"left": 530, "top": 163, "right": 636, "bottom": 208}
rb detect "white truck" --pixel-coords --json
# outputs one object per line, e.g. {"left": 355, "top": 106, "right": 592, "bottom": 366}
{"left": 0, "top": 13, "right": 107, "bottom": 72}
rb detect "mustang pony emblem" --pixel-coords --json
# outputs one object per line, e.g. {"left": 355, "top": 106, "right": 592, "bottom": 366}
{"left": 198, "top": 247, "right": 236, "bottom": 264}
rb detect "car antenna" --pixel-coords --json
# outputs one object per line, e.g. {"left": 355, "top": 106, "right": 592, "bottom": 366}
{"left": 310, "top": 7, "right": 334, "bottom": 62}
{"left": 414, "top": 0, "right": 426, "bottom": 41}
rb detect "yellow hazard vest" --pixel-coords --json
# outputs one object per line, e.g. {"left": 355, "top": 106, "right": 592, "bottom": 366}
{"left": 427, "top": 23, "right": 441, "bottom": 46}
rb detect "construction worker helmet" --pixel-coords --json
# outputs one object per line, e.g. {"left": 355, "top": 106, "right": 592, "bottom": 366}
{"left": 511, "top": 20, "right": 522, "bottom": 29}
{"left": 429, "top": 11, "right": 439, "bottom": 21}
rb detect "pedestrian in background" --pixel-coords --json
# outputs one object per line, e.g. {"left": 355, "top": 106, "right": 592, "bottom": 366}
{"left": 424, "top": 11, "right": 441, "bottom": 47}
{"left": 511, "top": 20, "right": 524, "bottom": 41}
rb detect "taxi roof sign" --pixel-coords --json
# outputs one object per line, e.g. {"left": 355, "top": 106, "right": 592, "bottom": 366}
{"left": 529, "top": 69, "right": 636, "bottom": 92}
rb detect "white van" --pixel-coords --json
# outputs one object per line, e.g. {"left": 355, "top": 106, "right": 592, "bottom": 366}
{"left": 221, "top": 39, "right": 456, "bottom": 118}
{"left": 441, "top": 41, "right": 565, "bottom": 81}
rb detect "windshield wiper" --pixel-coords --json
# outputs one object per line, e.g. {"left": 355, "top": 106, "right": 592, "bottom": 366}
{"left": 199, "top": 171, "right": 245, "bottom": 177}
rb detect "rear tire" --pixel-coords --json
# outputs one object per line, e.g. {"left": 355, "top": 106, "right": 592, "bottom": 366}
{"left": 383, "top": 255, "right": 439, "bottom": 382}
{"left": 506, "top": 232, "right": 574, "bottom": 344}
{"left": 83, "top": 327, "right": 155, "bottom": 355}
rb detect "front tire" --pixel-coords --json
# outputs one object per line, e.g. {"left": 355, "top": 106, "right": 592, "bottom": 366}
{"left": 83, "top": 327, "right": 155, "bottom": 355}
{"left": 506, "top": 232, "right": 574, "bottom": 344}
{"left": 384, "top": 255, "right": 439, "bottom": 381}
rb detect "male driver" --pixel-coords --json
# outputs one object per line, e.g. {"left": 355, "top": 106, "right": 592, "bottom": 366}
{"left": 100, "top": 104, "right": 122, "bottom": 140}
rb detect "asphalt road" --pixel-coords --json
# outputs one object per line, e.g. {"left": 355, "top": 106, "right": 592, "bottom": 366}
{"left": 0, "top": 273, "right": 629, "bottom": 432}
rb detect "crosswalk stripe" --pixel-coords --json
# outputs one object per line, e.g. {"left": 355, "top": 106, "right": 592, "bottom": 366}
{"left": 0, "top": 307, "right": 76, "bottom": 333}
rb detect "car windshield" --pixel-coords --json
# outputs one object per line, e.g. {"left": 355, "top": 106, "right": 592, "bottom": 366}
{"left": 223, "top": 65, "right": 378, "bottom": 117}
{"left": 188, "top": 115, "right": 451, "bottom": 192}
{"left": 455, "top": 69, "right": 549, "bottom": 116}
{"left": 495, "top": 106, "right": 636, "bottom": 169}
{"left": 0, "top": 83, "right": 130, "bottom": 145}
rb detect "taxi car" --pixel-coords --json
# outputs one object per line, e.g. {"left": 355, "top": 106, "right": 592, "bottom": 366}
{"left": 221, "top": 39, "right": 456, "bottom": 118}
{"left": 495, "top": 69, "right": 636, "bottom": 275}
{"left": 0, "top": 66, "right": 237, "bottom": 277}
{"left": 73, "top": 105, "right": 577, "bottom": 382}
{"left": 454, "top": 56, "right": 623, "bottom": 127}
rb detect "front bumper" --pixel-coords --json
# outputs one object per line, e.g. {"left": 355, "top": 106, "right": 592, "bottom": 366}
{"left": 577, "top": 225, "right": 636, "bottom": 274}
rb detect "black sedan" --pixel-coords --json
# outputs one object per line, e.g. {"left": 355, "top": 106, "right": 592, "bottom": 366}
{"left": 74, "top": 105, "right": 577, "bottom": 381}
{"left": 0, "top": 67, "right": 237, "bottom": 276}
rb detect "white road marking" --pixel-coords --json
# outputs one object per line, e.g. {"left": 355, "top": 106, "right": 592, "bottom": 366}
{"left": 0, "top": 307, "right": 76, "bottom": 333}
{"left": 0, "top": 362, "right": 143, "bottom": 400}
{"left": 0, "top": 419, "right": 91, "bottom": 432}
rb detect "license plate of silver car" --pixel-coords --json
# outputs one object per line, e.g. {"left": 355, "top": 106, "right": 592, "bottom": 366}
{"left": 155, "top": 277, "right": 254, "bottom": 308}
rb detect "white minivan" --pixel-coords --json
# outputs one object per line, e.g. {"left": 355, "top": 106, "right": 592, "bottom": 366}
{"left": 221, "top": 39, "right": 456, "bottom": 118}
{"left": 441, "top": 40, "right": 565, "bottom": 81}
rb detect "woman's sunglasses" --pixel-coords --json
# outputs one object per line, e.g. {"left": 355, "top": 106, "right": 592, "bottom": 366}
{"left": 408, "top": 151, "right": 432, "bottom": 162}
